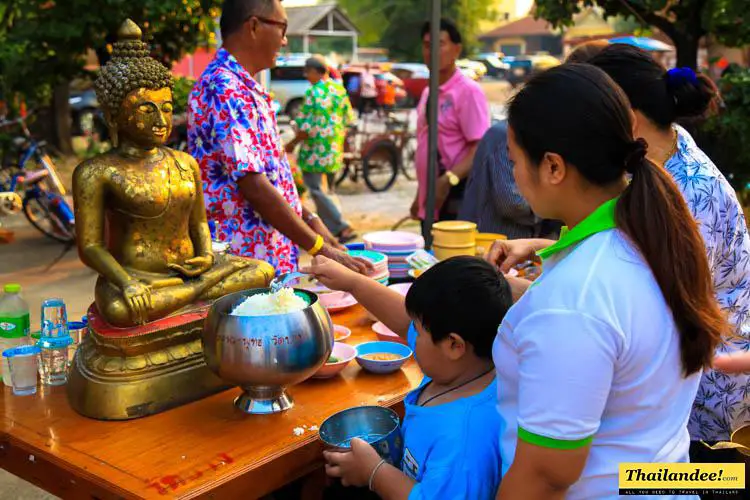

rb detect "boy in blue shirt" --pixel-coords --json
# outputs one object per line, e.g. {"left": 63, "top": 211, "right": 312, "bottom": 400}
{"left": 304, "top": 255, "right": 511, "bottom": 499}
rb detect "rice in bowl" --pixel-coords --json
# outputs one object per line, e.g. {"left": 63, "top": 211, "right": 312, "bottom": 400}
{"left": 231, "top": 288, "right": 309, "bottom": 316}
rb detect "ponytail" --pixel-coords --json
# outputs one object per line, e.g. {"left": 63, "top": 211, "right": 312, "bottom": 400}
{"left": 617, "top": 148, "right": 725, "bottom": 375}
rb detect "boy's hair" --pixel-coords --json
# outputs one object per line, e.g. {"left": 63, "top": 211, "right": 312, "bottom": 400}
{"left": 421, "top": 18, "right": 462, "bottom": 45}
{"left": 405, "top": 256, "right": 512, "bottom": 359}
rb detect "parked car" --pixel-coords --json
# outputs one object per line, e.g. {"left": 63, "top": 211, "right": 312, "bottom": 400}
{"left": 457, "top": 59, "right": 487, "bottom": 80}
{"left": 504, "top": 54, "right": 561, "bottom": 87}
{"left": 269, "top": 63, "right": 310, "bottom": 119}
{"left": 474, "top": 54, "right": 510, "bottom": 80}
{"left": 389, "top": 63, "right": 429, "bottom": 107}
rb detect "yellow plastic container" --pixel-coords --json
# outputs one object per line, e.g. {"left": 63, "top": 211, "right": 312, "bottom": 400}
{"left": 433, "top": 243, "right": 477, "bottom": 261}
{"left": 475, "top": 232, "right": 507, "bottom": 255}
{"left": 432, "top": 221, "right": 477, "bottom": 247}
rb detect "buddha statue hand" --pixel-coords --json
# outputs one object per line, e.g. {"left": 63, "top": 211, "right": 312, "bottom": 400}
{"left": 168, "top": 254, "right": 215, "bottom": 279}
{"left": 122, "top": 280, "right": 153, "bottom": 325}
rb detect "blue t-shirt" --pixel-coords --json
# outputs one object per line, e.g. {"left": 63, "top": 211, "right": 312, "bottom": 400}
{"left": 402, "top": 324, "right": 503, "bottom": 500}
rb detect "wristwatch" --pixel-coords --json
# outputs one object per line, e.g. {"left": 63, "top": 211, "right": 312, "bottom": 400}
{"left": 445, "top": 171, "right": 460, "bottom": 187}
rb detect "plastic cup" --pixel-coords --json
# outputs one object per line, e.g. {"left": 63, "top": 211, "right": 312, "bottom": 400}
{"left": 2, "top": 345, "right": 41, "bottom": 395}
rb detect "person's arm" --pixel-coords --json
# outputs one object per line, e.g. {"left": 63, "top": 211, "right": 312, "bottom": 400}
{"left": 498, "top": 443, "right": 590, "bottom": 500}
{"left": 237, "top": 174, "right": 340, "bottom": 259}
{"left": 303, "top": 256, "right": 411, "bottom": 337}
{"left": 497, "top": 310, "right": 618, "bottom": 499}
{"left": 370, "top": 464, "right": 417, "bottom": 499}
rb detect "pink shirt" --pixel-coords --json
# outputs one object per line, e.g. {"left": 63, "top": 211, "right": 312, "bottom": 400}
{"left": 415, "top": 69, "right": 490, "bottom": 219}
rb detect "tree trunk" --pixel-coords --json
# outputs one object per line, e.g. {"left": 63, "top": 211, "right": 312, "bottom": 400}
{"left": 672, "top": 31, "right": 700, "bottom": 69}
{"left": 51, "top": 82, "right": 73, "bottom": 156}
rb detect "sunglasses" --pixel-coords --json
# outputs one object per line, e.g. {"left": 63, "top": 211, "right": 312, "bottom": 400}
{"left": 247, "top": 15, "right": 288, "bottom": 38}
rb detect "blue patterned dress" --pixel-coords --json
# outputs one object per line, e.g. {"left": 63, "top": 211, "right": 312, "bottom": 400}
{"left": 668, "top": 126, "right": 750, "bottom": 441}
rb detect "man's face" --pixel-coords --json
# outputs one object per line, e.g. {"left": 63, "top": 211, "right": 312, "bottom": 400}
{"left": 304, "top": 67, "right": 324, "bottom": 84}
{"left": 247, "top": 0, "right": 288, "bottom": 70}
{"left": 422, "top": 31, "right": 461, "bottom": 72}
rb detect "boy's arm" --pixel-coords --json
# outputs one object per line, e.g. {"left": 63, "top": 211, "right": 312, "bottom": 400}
{"left": 349, "top": 276, "right": 411, "bottom": 339}
{"left": 371, "top": 464, "right": 416, "bottom": 500}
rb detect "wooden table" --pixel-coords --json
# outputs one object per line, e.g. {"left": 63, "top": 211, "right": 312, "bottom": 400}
{"left": 0, "top": 306, "right": 423, "bottom": 499}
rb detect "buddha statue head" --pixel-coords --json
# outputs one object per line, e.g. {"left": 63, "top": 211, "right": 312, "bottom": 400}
{"left": 95, "top": 19, "right": 174, "bottom": 148}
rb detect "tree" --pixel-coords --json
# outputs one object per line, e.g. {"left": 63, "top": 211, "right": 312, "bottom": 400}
{"left": 534, "top": 0, "right": 750, "bottom": 69}
{"left": 338, "top": 0, "right": 496, "bottom": 61}
{"left": 0, "top": 0, "right": 220, "bottom": 153}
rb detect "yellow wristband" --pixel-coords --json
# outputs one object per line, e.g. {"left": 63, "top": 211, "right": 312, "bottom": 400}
{"left": 308, "top": 235, "right": 325, "bottom": 256}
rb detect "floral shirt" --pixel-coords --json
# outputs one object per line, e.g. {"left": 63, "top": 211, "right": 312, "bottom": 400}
{"left": 669, "top": 126, "right": 750, "bottom": 441}
{"left": 188, "top": 48, "right": 302, "bottom": 275}
{"left": 294, "top": 79, "right": 354, "bottom": 174}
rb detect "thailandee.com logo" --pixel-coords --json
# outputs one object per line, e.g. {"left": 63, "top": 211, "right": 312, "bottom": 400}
{"left": 619, "top": 463, "right": 745, "bottom": 496}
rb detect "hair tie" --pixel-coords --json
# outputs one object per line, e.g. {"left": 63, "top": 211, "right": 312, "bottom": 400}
{"left": 666, "top": 67, "right": 698, "bottom": 88}
{"left": 625, "top": 138, "right": 648, "bottom": 174}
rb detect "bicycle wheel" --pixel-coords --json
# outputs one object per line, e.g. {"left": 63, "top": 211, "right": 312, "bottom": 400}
{"left": 363, "top": 140, "right": 400, "bottom": 193}
{"left": 23, "top": 196, "right": 75, "bottom": 243}
{"left": 400, "top": 137, "right": 417, "bottom": 180}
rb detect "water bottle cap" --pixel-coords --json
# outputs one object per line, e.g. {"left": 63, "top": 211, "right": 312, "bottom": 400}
{"left": 37, "top": 335, "right": 73, "bottom": 349}
{"left": 3, "top": 283, "right": 21, "bottom": 293}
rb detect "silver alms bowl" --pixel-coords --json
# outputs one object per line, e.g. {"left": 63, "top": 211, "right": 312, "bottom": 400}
{"left": 203, "top": 288, "right": 333, "bottom": 414}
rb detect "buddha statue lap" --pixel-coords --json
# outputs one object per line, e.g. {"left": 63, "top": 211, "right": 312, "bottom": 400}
{"left": 67, "top": 20, "right": 274, "bottom": 420}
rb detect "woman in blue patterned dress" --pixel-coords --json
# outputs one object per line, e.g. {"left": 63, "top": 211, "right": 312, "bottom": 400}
{"left": 585, "top": 45, "right": 750, "bottom": 486}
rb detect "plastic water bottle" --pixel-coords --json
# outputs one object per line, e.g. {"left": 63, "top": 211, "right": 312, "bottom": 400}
{"left": 38, "top": 298, "right": 73, "bottom": 386}
{"left": 0, "top": 283, "right": 31, "bottom": 386}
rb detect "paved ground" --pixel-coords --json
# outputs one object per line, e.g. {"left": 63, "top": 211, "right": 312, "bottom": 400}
{"left": 0, "top": 79, "right": 510, "bottom": 498}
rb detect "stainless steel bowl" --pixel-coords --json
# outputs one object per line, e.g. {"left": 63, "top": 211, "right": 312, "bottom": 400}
{"left": 319, "top": 406, "right": 403, "bottom": 467}
{"left": 203, "top": 288, "right": 333, "bottom": 414}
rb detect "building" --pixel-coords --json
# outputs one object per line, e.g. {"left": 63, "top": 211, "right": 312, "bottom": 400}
{"left": 479, "top": 16, "right": 562, "bottom": 56}
{"left": 479, "top": 0, "right": 534, "bottom": 32}
{"left": 284, "top": 3, "right": 360, "bottom": 60}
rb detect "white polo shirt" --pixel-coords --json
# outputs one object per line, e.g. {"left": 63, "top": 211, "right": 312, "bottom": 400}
{"left": 493, "top": 199, "right": 701, "bottom": 499}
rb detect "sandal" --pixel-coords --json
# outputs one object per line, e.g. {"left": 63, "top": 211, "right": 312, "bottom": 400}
{"left": 337, "top": 229, "right": 358, "bottom": 244}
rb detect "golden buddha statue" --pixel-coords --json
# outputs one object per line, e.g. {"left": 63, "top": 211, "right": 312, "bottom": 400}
{"left": 74, "top": 19, "right": 273, "bottom": 328}
{"left": 67, "top": 20, "right": 273, "bottom": 420}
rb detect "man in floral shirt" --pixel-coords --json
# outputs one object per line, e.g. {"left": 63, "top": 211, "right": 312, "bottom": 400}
{"left": 287, "top": 56, "right": 357, "bottom": 243}
{"left": 188, "top": 0, "right": 368, "bottom": 276}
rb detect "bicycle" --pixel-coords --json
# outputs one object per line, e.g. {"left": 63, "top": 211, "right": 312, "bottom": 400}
{"left": 335, "top": 113, "right": 416, "bottom": 192}
{"left": 0, "top": 113, "right": 76, "bottom": 243}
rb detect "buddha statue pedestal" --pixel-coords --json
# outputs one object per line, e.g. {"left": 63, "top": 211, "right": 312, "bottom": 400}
{"left": 67, "top": 304, "right": 232, "bottom": 420}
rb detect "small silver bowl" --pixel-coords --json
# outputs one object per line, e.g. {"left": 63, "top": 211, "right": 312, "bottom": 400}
{"left": 319, "top": 406, "right": 403, "bottom": 467}
{"left": 203, "top": 288, "right": 333, "bottom": 414}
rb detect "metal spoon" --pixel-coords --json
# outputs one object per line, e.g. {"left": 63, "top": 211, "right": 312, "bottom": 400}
{"left": 269, "top": 272, "right": 306, "bottom": 293}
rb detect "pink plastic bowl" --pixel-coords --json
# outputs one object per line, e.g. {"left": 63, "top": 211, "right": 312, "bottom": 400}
{"left": 313, "top": 342, "right": 357, "bottom": 379}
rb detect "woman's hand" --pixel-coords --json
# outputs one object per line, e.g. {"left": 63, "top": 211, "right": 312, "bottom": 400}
{"left": 168, "top": 255, "right": 214, "bottom": 278}
{"left": 319, "top": 245, "right": 373, "bottom": 275}
{"left": 302, "top": 255, "right": 364, "bottom": 292}
{"left": 323, "top": 438, "right": 383, "bottom": 487}
{"left": 122, "top": 280, "right": 152, "bottom": 325}
{"left": 485, "top": 239, "right": 539, "bottom": 273}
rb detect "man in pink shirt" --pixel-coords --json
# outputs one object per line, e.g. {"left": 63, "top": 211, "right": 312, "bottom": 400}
{"left": 410, "top": 18, "right": 490, "bottom": 226}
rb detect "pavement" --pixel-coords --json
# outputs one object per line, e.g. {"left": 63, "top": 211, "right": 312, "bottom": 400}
{"left": 0, "top": 78, "right": 510, "bottom": 498}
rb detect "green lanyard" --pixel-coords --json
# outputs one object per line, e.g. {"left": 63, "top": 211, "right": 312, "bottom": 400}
{"left": 537, "top": 198, "right": 618, "bottom": 261}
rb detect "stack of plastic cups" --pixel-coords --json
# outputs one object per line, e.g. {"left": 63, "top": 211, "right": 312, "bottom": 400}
{"left": 2, "top": 345, "right": 41, "bottom": 395}
{"left": 37, "top": 298, "right": 73, "bottom": 386}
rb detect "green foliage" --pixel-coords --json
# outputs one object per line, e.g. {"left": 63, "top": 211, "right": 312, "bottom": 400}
{"left": 534, "top": 0, "right": 750, "bottom": 68}
{"left": 338, "top": 0, "right": 496, "bottom": 61}
{"left": 0, "top": 0, "right": 220, "bottom": 113}
{"left": 701, "top": 68, "right": 750, "bottom": 190}
{"left": 172, "top": 76, "right": 196, "bottom": 116}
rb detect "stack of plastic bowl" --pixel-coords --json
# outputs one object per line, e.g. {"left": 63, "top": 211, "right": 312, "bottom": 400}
{"left": 349, "top": 250, "right": 389, "bottom": 285}
{"left": 363, "top": 231, "right": 425, "bottom": 281}
{"left": 475, "top": 232, "right": 507, "bottom": 256}
{"left": 431, "top": 221, "right": 477, "bottom": 261}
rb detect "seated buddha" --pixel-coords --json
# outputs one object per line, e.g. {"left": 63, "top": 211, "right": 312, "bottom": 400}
{"left": 73, "top": 20, "right": 273, "bottom": 328}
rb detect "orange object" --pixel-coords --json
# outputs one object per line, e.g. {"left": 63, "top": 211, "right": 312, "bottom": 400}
{"left": 0, "top": 305, "right": 422, "bottom": 498}
{"left": 0, "top": 228, "right": 14, "bottom": 244}
{"left": 383, "top": 81, "right": 397, "bottom": 106}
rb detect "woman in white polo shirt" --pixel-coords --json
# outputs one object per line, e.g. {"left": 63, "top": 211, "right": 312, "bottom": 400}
{"left": 490, "top": 64, "right": 728, "bottom": 499}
